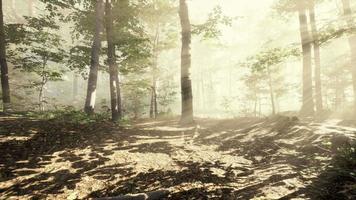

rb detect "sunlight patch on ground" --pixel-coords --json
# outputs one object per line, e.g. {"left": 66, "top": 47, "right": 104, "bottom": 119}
{"left": 260, "top": 177, "right": 304, "bottom": 200}
{"left": 142, "top": 126, "right": 195, "bottom": 131}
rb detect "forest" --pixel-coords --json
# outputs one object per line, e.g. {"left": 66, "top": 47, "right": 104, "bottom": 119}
{"left": 0, "top": 0, "right": 355, "bottom": 199}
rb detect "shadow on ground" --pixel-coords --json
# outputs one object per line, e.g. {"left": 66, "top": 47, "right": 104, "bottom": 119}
{"left": 0, "top": 115, "right": 354, "bottom": 199}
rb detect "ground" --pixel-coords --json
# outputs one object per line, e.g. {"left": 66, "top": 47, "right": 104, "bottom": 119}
{"left": 0, "top": 115, "right": 355, "bottom": 199}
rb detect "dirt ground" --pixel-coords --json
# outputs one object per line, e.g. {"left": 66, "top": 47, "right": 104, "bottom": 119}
{"left": 0, "top": 115, "right": 355, "bottom": 199}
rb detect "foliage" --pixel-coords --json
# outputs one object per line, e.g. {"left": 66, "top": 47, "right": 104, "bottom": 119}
{"left": 318, "top": 20, "right": 356, "bottom": 46}
{"left": 157, "top": 78, "right": 177, "bottom": 112}
{"left": 240, "top": 46, "right": 298, "bottom": 115}
{"left": 192, "top": 6, "right": 233, "bottom": 40}
{"left": 242, "top": 47, "right": 300, "bottom": 72}
{"left": 122, "top": 77, "right": 151, "bottom": 119}
{"left": 68, "top": 44, "right": 92, "bottom": 77}
{"left": 6, "top": 13, "right": 67, "bottom": 110}
{"left": 27, "top": 107, "right": 110, "bottom": 124}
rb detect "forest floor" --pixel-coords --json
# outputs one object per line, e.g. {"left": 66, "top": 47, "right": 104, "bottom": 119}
{"left": 0, "top": 114, "right": 355, "bottom": 199}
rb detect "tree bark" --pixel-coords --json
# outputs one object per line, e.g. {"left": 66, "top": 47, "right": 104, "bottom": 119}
{"left": 105, "top": 0, "right": 120, "bottom": 121}
{"left": 298, "top": 7, "right": 315, "bottom": 117}
{"left": 84, "top": 0, "right": 104, "bottom": 115}
{"left": 341, "top": 0, "right": 356, "bottom": 118}
{"left": 0, "top": 0, "right": 11, "bottom": 111}
{"left": 179, "top": 0, "right": 194, "bottom": 124}
{"left": 309, "top": 5, "right": 323, "bottom": 116}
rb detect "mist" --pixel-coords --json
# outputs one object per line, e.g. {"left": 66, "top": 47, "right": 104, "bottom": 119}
{"left": 0, "top": 0, "right": 355, "bottom": 199}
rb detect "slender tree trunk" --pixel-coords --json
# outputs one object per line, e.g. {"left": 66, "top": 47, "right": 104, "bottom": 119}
{"left": 254, "top": 90, "right": 257, "bottom": 117}
{"left": 309, "top": 5, "right": 323, "bottom": 116}
{"left": 154, "top": 86, "right": 158, "bottom": 117}
{"left": 84, "top": 0, "right": 104, "bottom": 115}
{"left": 258, "top": 96, "right": 262, "bottom": 117}
{"left": 39, "top": 58, "right": 47, "bottom": 112}
{"left": 179, "top": 0, "right": 194, "bottom": 124}
{"left": 0, "top": 0, "right": 10, "bottom": 111}
{"left": 150, "top": 25, "right": 159, "bottom": 119}
{"left": 341, "top": 0, "right": 356, "bottom": 118}
{"left": 150, "top": 88, "right": 154, "bottom": 118}
{"left": 39, "top": 82, "right": 45, "bottom": 111}
{"left": 266, "top": 66, "right": 276, "bottom": 115}
{"left": 298, "top": 7, "right": 315, "bottom": 117}
{"left": 73, "top": 73, "right": 79, "bottom": 101}
{"left": 114, "top": 74, "right": 122, "bottom": 118}
{"left": 105, "top": 0, "right": 120, "bottom": 121}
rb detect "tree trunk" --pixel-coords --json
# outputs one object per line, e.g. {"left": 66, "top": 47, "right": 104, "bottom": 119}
{"left": 0, "top": 0, "right": 10, "bottom": 111}
{"left": 114, "top": 74, "right": 122, "bottom": 118}
{"left": 254, "top": 92, "right": 257, "bottom": 117}
{"left": 73, "top": 73, "right": 79, "bottom": 101}
{"left": 341, "top": 0, "right": 356, "bottom": 118}
{"left": 309, "top": 5, "right": 323, "bottom": 116}
{"left": 150, "top": 25, "right": 159, "bottom": 119}
{"left": 39, "top": 82, "right": 45, "bottom": 112}
{"left": 267, "top": 66, "right": 276, "bottom": 115}
{"left": 179, "top": 0, "right": 194, "bottom": 124}
{"left": 105, "top": 0, "right": 120, "bottom": 121}
{"left": 84, "top": 0, "right": 104, "bottom": 115}
{"left": 298, "top": 7, "right": 315, "bottom": 117}
{"left": 39, "top": 58, "right": 47, "bottom": 112}
{"left": 154, "top": 86, "right": 158, "bottom": 117}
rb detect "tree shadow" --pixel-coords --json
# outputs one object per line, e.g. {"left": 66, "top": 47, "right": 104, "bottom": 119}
{"left": 0, "top": 118, "right": 138, "bottom": 198}
{"left": 89, "top": 159, "right": 303, "bottom": 199}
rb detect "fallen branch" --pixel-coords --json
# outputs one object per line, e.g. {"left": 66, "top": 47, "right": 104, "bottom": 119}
{"left": 94, "top": 190, "right": 170, "bottom": 200}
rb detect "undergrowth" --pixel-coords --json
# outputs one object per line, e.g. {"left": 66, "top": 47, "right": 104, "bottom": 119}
{"left": 26, "top": 107, "right": 111, "bottom": 124}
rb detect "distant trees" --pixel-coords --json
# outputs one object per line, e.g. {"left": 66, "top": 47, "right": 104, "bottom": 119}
{"left": 0, "top": 0, "right": 10, "bottom": 111}
{"left": 243, "top": 47, "right": 299, "bottom": 115}
{"left": 140, "top": 0, "right": 178, "bottom": 119}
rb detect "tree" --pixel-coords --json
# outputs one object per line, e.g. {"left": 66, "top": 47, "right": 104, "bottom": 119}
{"left": 105, "top": 0, "right": 121, "bottom": 121}
{"left": 242, "top": 47, "right": 299, "bottom": 115}
{"left": 242, "top": 71, "right": 266, "bottom": 117}
{"left": 84, "top": 0, "right": 104, "bottom": 115}
{"left": 341, "top": 0, "right": 356, "bottom": 118}
{"left": 179, "top": 0, "right": 193, "bottom": 124}
{"left": 274, "top": 0, "right": 315, "bottom": 117}
{"left": 8, "top": 15, "right": 66, "bottom": 111}
{"left": 0, "top": 0, "right": 11, "bottom": 111}
{"left": 143, "top": 0, "right": 177, "bottom": 119}
{"left": 309, "top": 2, "right": 323, "bottom": 115}
{"left": 298, "top": 3, "right": 315, "bottom": 117}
